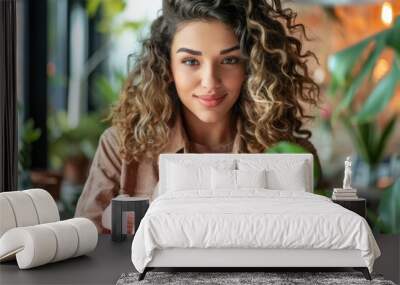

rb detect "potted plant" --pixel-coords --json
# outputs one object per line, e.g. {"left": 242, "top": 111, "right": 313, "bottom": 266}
{"left": 18, "top": 119, "right": 41, "bottom": 189}
{"left": 327, "top": 16, "right": 400, "bottom": 188}
{"left": 48, "top": 111, "right": 109, "bottom": 218}
{"left": 327, "top": 16, "right": 400, "bottom": 233}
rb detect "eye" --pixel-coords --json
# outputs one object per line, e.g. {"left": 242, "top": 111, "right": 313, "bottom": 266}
{"left": 181, "top": 58, "right": 199, "bottom": 66}
{"left": 181, "top": 57, "right": 241, "bottom": 66}
{"left": 222, "top": 57, "right": 240, "bottom": 64}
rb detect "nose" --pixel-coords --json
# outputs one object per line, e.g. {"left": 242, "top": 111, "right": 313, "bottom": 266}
{"left": 200, "top": 63, "right": 222, "bottom": 93}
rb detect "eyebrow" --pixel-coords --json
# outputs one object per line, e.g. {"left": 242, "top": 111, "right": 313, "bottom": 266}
{"left": 176, "top": 44, "right": 240, "bottom": 55}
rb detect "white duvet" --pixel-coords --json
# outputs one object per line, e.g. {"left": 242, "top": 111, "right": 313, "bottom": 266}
{"left": 131, "top": 189, "right": 381, "bottom": 273}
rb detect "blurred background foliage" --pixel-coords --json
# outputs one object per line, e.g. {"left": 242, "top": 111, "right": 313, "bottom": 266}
{"left": 328, "top": 16, "right": 400, "bottom": 170}
{"left": 47, "top": 0, "right": 144, "bottom": 173}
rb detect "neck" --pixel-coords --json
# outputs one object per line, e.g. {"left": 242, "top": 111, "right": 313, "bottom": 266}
{"left": 181, "top": 106, "right": 236, "bottom": 147}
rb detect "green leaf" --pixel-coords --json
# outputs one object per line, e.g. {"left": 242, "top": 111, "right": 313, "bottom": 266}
{"left": 372, "top": 116, "right": 397, "bottom": 164}
{"left": 327, "top": 37, "right": 371, "bottom": 87}
{"left": 95, "top": 75, "right": 117, "bottom": 106}
{"left": 335, "top": 37, "right": 386, "bottom": 114}
{"left": 112, "top": 20, "right": 146, "bottom": 35}
{"left": 377, "top": 178, "right": 400, "bottom": 234}
{"left": 47, "top": 112, "right": 109, "bottom": 170}
{"left": 21, "top": 119, "right": 42, "bottom": 144}
{"left": 106, "top": 0, "right": 125, "bottom": 14}
{"left": 265, "top": 141, "right": 307, "bottom": 154}
{"left": 97, "top": 21, "right": 110, "bottom": 34}
{"left": 354, "top": 62, "right": 399, "bottom": 122}
{"left": 340, "top": 117, "right": 369, "bottom": 163}
{"left": 314, "top": 188, "right": 331, "bottom": 198}
{"left": 86, "top": 0, "right": 101, "bottom": 17}
{"left": 19, "top": 119, "right": 42, "bottom": 170}
{"left": 386, "top": 16, "right": 400, "bottom": 51}
{"left": 357, "top": 122, "right": 375, "bottom": 164}
{"left": 326, "top": 75, "right": 340, "bottom": 97}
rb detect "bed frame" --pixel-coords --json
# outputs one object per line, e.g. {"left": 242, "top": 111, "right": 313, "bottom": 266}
{"left": 139, "top": 248, "right": 371, "bottom": 280}
{"left": 138, "top": 154, "right": 372, "bottom": 281}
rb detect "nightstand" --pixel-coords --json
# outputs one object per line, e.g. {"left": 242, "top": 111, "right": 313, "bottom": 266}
{"left": 332, "top": 198, "right": 366, "bottom": 219}
{"left": 112, "top": 197, "right": 149, "bottom": 242}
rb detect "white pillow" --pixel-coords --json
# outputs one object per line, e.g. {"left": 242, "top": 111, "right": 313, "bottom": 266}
{"left": 211, "top": 168, "right": 236, "bottom": 190}
{"left": 166, "top": 160, "right": 235, "bottom": 192}
{"left": 238, "top": 159, "right": 308, "bottom": 191}
{"left": 167, "top": 162, "right": 210, "bottom": 191}
{"left": 211, "top": 168, "right": 267, "bottom": 190}
{"left": 267, "top": 164, "right": 307, "bottom": 192}
{"left": 237, "top": 169, "right": 267, "bottom": 188}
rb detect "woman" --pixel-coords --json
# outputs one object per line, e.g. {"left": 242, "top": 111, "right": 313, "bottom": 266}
{"left": 75, "top": 0, "right": 321, "bottom": 233}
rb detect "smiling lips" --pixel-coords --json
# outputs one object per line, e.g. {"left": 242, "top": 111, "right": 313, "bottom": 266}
{"left": 194, "top": 94, "right": 227, "bottom": 107}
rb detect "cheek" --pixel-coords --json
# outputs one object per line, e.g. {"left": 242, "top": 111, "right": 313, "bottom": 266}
{"left": 222, "top": 69, "right": 246, "bottom": 95}
{"left": 220, "top": 70, "right": 245, "bottom": 111}
{"left": 171, "top": 64, "right": 196, "bottom": 95}
{"left": 177, "top": 70, "right": 245, "bottom": 91}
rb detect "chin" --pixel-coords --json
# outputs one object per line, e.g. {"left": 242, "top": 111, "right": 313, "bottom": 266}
{"left": 193, "top": 111, "right": 223, "bottom": 124}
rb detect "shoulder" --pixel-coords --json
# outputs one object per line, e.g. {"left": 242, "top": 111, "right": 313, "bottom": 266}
{"left": 97, "top": 126, "right": 122, "bottom": 158}
{"left": 100, "top": 126, "right": 120, "bottom": 145}
{"left": 95, "top": 126, "right": 122, "bottom": 167}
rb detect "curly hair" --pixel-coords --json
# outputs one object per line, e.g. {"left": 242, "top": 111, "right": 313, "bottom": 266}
{"left": 110, "top": 0, "right": 320, "bottom": 163}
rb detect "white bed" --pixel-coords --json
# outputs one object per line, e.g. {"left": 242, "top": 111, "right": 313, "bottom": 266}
{"left": 131, "top": 154, "right": 381, "bottom": 281}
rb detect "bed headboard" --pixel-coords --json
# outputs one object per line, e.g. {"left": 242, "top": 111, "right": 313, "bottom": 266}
{"left": 158, "top": 153, "right": 314, "bottom": 195}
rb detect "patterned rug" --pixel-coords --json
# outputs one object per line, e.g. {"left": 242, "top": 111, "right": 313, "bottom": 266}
{"left": 116, "top": 271, "right": 396, "bottom": 285}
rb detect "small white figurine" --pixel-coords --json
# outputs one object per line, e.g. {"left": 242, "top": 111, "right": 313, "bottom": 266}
{"left": 343, "top": 156, "right": 352, "bottom": 189}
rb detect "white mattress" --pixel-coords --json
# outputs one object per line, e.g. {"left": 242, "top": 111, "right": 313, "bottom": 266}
{"left": 131, "top": 189, "right": 381, "bottom": 273}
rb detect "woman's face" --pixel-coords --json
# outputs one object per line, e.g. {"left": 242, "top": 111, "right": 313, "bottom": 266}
{"left": 170, "top": 20, "right": 246, "bottom": 123}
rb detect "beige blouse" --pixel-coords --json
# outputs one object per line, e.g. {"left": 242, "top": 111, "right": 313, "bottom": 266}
{"left": 74, "top": 105, "right": 321, "bottom": 233}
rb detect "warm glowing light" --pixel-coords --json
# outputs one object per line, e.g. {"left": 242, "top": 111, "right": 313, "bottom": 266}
{"left": 373, "top": 58, "right": 390, "bottom": 82}
{"left": 381, "top": 2, "right": 393, "bottom": 26}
